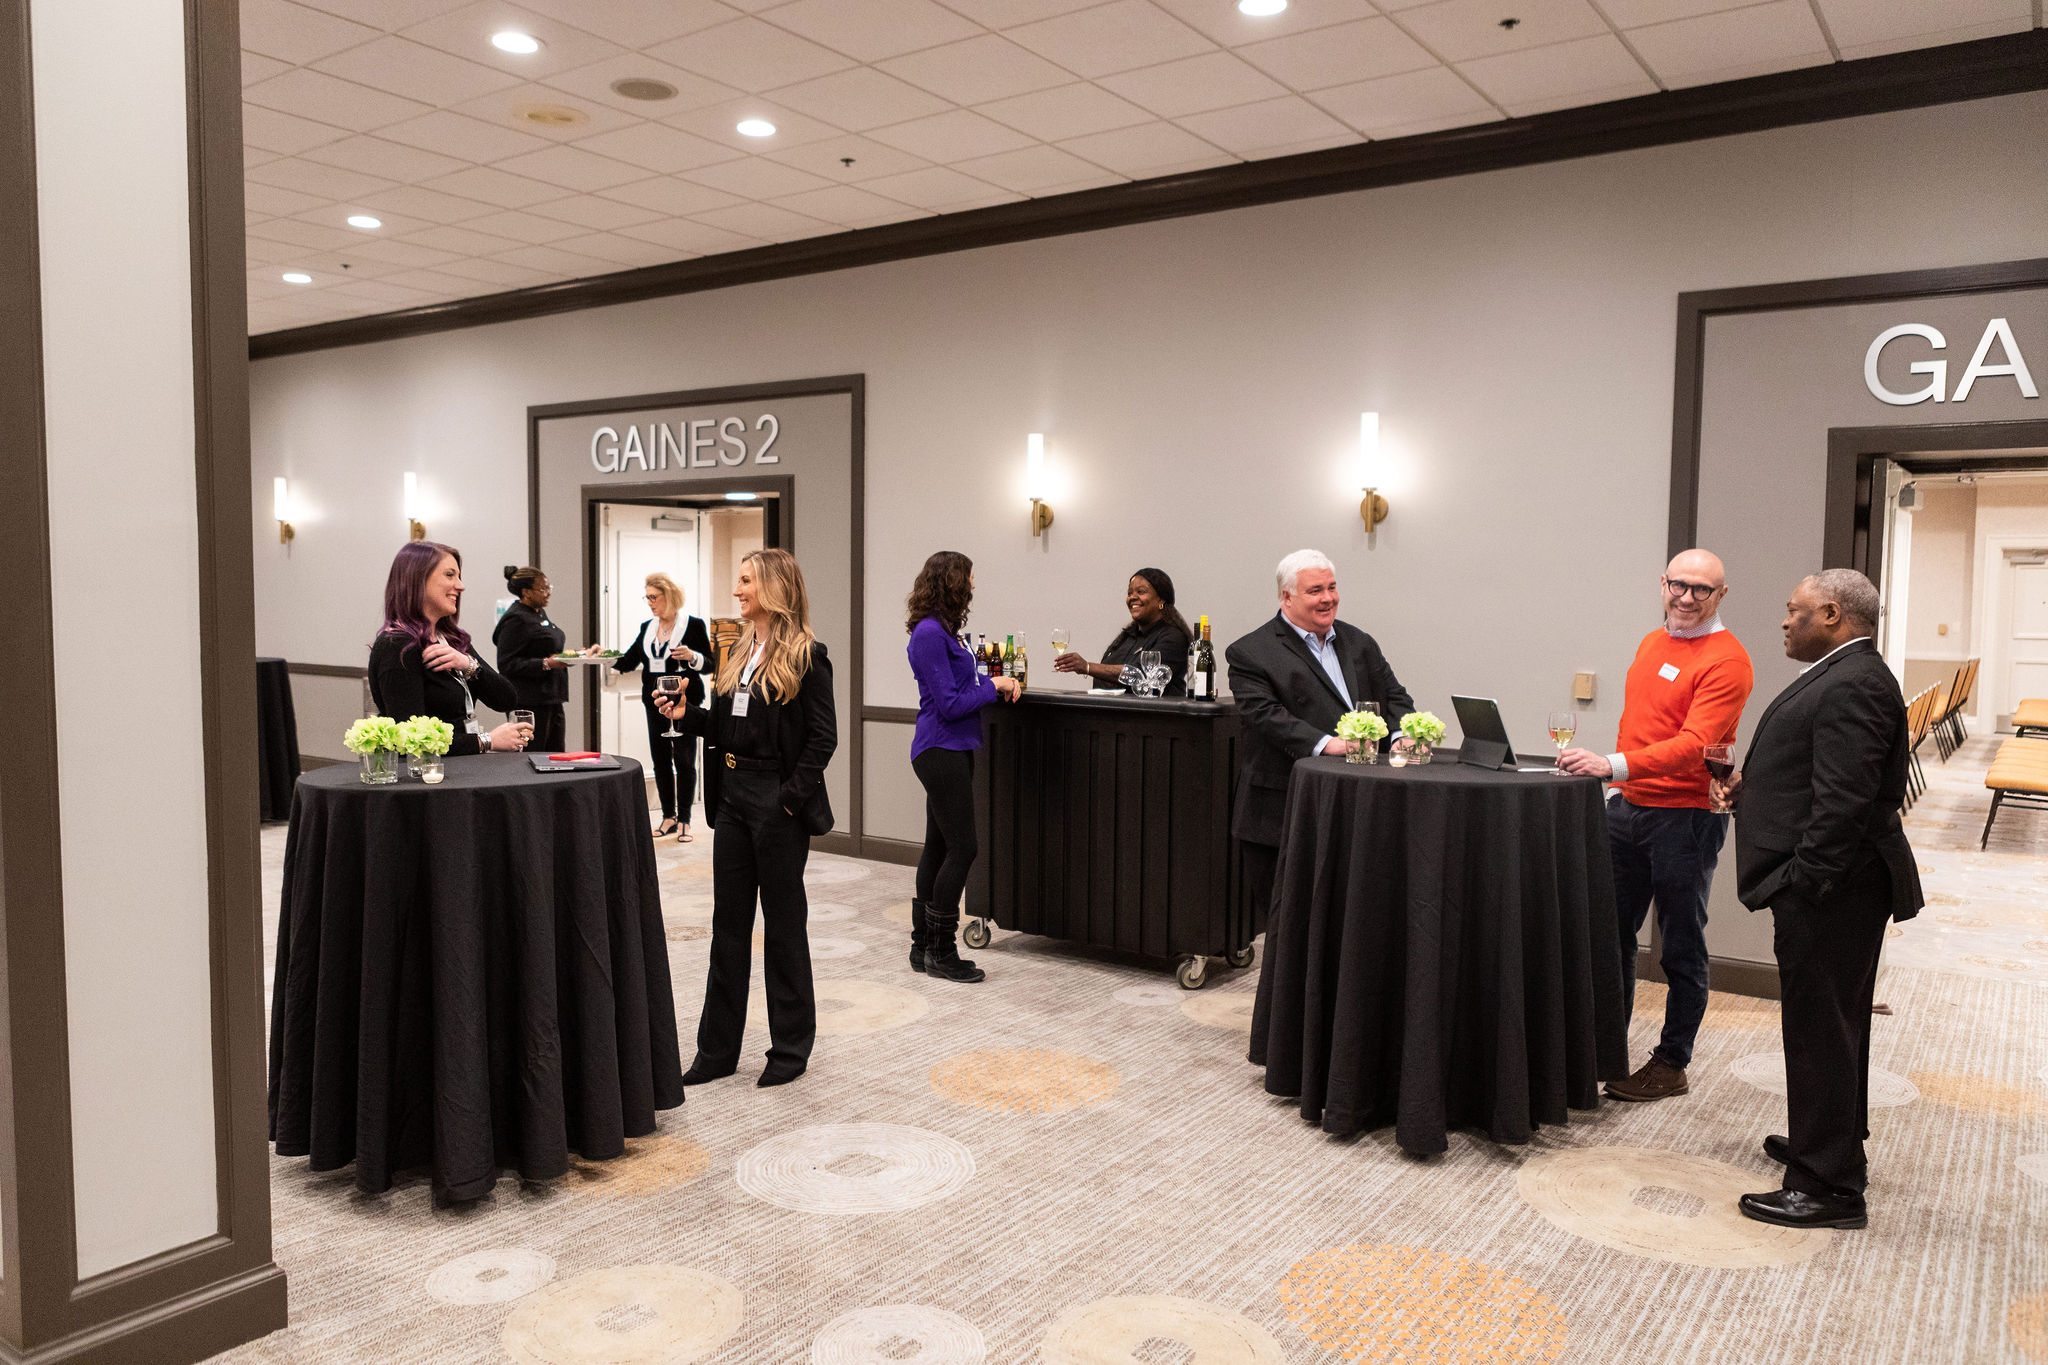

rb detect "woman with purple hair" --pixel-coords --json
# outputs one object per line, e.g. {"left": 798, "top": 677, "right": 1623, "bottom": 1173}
{"left": 367, "top": 541, "right": 529, "bottom": 756}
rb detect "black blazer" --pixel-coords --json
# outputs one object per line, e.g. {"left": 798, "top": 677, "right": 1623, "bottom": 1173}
{"left": 670, "top": 641, "right": 836, "bottom": 835}
{"left": 1733, "top": 638, "right": 1922, "bottom": 922}
{"left": 492, "top": 600, "right": 568, "bottom": 709}
{"left": 367, "top": 630, "right": 519, "bottom": 757}
{"left": 613, "top": 615, "right": 712, "bottom": 708}
{"left": 1224, "top": 612, "right": 1415, "bottom": 846}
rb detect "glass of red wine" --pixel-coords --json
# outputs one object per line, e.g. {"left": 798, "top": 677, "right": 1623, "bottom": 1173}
{"left": 1703, "top": 742, "right": 1736, "bottom": 782}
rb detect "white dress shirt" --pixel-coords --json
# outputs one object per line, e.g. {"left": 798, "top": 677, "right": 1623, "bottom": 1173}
{"left": 1288, "top": 618, "right": 1353, "bottom": 756}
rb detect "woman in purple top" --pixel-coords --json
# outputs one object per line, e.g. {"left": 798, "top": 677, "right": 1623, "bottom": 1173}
{"left": 905, "top": 550, "right": 1019, "bottom": 982}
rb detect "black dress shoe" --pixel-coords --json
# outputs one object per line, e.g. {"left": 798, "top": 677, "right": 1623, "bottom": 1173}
{"left": 1763, "top": 1134, "right": 1790, "bottom": 1166}
{"left": 680, "top": 1063, "right": 736, "bottom": 1086}
{"left": 1738, "top": 1188, "right": 1867, "bottom": 1229}
{"left": 757, "top": 1063, "right": 806, "bottom": 1088}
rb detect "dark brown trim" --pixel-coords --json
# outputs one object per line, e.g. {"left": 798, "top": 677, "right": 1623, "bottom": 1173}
{"left": 1635, "top": 949, "right": 1782, "bottom": 1001}
{"left": 861, "top": 706, "right": 919, "bottom": 725}
{"left": 849, "top": 835, "right": 924, "bottom": 869}
{"left": 252, "top": 30, "right": 2048, "bottom": 361}
{"left": 284, "top": 661, "right": 367, "bottom": 679}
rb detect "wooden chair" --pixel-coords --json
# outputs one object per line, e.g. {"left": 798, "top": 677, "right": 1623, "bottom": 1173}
{"left": 1931, "top": 667, "right": 1962, "bottom": 760}
{"left": 1901, "top": 685, "right": 1937, "bottom": 812}
{"left": 1980, "top": 737, "right": 2048, "bottom": 847}
{"left": 2014, "top": 697, "right": 2048, "bottom": 740}
{"left": 707, "top": 616, "right": 744, "bottom": 672}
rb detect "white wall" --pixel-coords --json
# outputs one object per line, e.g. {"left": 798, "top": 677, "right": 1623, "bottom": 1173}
{"left": 252, "top": 91, "right": 2048, "bottom": 847}
{"left": 35, "top": 0, "right": 219, "bottom": 1276}
{"left": 1906, "top": 483, "right": 1977, "bottom": 657}
{"left": 1971, "top": 477, "right": 2048, "bottom": 722}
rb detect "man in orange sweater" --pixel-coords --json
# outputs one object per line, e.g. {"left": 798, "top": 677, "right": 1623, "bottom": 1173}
{"left": 1560, "top": 548, "right": 1753, "bottom": 1102}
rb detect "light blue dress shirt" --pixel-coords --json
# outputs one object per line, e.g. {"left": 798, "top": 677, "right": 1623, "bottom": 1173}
{"left": 1290, "top": 619, "right": 1352, "bottom": 754}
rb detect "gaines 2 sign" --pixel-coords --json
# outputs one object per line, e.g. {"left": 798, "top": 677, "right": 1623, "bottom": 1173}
{"left": 1864, "top": 318, "right": 2039, "bottom": 407}
{"left": 590, "top": 414, "right": 781, "bottom": 472}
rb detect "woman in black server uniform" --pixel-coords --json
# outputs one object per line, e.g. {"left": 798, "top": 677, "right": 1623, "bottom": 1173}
{"left": 613, "top": 572, "right": 712, "bottom": 841}
{"left": 1051, "top": 567, "right": 1194, "bottom": 696}
{"left": 369, "top": 540, "right": 531, "bottom": 756}
{"left": 492, "top": 565, "right": 590, "bottom": 753}
{"left": 655, "top": 548, "right": 836, "bottom": 1088}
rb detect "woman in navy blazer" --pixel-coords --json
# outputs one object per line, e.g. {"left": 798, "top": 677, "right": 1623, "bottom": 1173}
{"left": 613, "top": 572, "right": 712, "bottom": 840}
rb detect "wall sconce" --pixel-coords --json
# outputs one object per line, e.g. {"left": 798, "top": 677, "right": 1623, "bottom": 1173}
{"left": 1026, "top": 433, "right": 1053, "bottom": 536}
{"left": 403, "top": 471, "right": 426, "bottom": 541}
{"left": 1358, "top": 412, "right": 1389, "bottom": 534}
{"left": 274, "top": 476, "right": 294, "bottom": 545}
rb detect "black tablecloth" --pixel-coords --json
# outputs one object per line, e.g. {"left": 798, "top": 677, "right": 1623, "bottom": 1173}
{"left": 267, "top": 754, "right": 684, "bottom": 1197}
{"left": 255, "top": 657, "right": 300, "bottom": 822}
{"left": 1251, "top": 756, "right": 1628, "bottom": 1154}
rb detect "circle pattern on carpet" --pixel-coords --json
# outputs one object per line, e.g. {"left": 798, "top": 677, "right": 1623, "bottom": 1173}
{"left": 1181, "top": 992, "right": 1255, "bottom": 1031}
{"left": 1276, "top": 1244, "right": 1565, "bottom": 1363}
{"left": 883, "top": 901, "right": 913, "bottom": 927}
{"left": 425, "top": 1247, "right": 556, "bottom": 1305}
{"left": 566, "top": 1134, "right": 711, "bottom": 1196}
{"left": 1909, "top": 1070, "right": 2048, "bottom": 1119}
{"left": 811, "top": 1304, "right": 986, "bottom": 1363}
{"left": 1114, "top": 983, "right": 1182, "bottom": 1007}
{"left": 1517, "top": 1146, "right": 1830, "bottom": 1268}
{"left": 804, "top": 860, "right": 870, "bottom": 885}
{"left": 809, "top": 937, "right": 868, "bottom": 960}
{"left": 1729, "top": 1052, "right": 1918, "bottom": 1106}
{"left": 809, "top": 901, "right": 858, "bottom": 922}
{"left": 930, "top": 1048, "right": 1120, "bottom": 1114}
{"left": 1041, "top": 1294, "right": 1282, "bottom": 1364}
{"left": 735, "top": 1123, "right": 974, "bottom": 1215}
{"left": 2018, "top": 1153, "right": 2048, "bottom": 1186}
{"left": 502, "top": 1265, "right": 743, "bottom": 1365}
{"left": 2011, "top": 1289, "right": 2048, "bottom": 1362}
{"left": 751, "top": 980, "right": 929, "bottom": 1036}
{"left": 665, "top": 923, "right": 711, "bottom": 942}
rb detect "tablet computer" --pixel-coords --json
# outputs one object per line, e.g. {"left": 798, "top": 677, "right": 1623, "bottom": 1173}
{"left": 1450, "top": 696, "right": 1556, "bottom": 772}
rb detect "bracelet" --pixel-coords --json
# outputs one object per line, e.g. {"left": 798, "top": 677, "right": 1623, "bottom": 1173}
{"left": 479, "top": 733, "right": 491, "bottom": 753}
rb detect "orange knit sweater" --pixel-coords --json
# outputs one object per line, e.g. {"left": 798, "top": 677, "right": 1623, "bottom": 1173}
{"left": 1613, "top": 626, "right": 1754, "bottom": 809}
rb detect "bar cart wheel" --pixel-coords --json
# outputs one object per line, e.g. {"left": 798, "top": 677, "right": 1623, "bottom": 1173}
{"left": 963, "top": 918, "right": 992, "bottom": 950}
{"left": 1226, "top": 946, "right": 1255, "bottom": 969}
{"left": 1176, "top": 956, "right": 1208, "bottom": 990}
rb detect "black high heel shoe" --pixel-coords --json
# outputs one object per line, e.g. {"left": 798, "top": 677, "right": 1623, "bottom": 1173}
{"left": 655, "top": 817, "right": 680, "bottom": 838}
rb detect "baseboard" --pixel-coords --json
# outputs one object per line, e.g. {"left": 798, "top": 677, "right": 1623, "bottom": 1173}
{"left": 853, "top": 835, "right": 923, "bottom": 867}
{"left": 299, "top": 754, "right": 345, "bottom": 770}
{"left": 1636, "top": 948, "right": 1781, "bottom": 1001}
{"left": 0, "top": 1264, "right": 287, "bottom": 1365}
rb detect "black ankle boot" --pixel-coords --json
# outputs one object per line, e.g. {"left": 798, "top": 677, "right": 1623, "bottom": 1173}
{"left": 909, "top": 898, "right": 930, "bottom": 973}
{"left": 925, "top": 909, "right": 985, "bottom": 983}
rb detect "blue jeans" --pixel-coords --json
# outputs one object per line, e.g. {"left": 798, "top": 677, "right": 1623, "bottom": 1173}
{"left": 1608, "top": 797, "right": 1726, "bottom": 1070}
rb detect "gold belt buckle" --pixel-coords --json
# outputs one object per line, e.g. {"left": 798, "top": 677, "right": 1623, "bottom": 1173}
{"left": 724, "top": 752, "right": 736, "bottom": 769}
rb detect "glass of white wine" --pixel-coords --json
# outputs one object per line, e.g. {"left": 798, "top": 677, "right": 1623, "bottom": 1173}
{"left": 1548, "top": 710, "right": 1578, "bottom": 774}
{"left": 1050, "top": 626, "right": 1069, "bottom": 654}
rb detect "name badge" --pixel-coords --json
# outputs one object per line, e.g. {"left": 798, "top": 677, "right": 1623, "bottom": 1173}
{"left": 466, "top": 717, "right": 479, "bottom": 733}
{"left": 1658, "top": 663, "right": 1681, "bottom": 682}
{"left": 732, "top": 690, "right": 751, "bottom": 718}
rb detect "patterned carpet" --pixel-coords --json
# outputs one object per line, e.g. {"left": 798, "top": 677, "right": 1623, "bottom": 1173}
{"left": 219, "top": 737, "right": 2048, "bottom": 1364}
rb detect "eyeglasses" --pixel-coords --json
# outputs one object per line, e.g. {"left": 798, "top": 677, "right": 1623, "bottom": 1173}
{"left": 1663, "top": 578, "right": 1723, "bottom": 600}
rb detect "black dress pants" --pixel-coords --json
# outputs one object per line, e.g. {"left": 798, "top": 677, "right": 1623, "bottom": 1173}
{"left": 641, "top": 702, "right": 697, "bottom": 821}
{"left": 530, "top": 703, "right": 566, "bottom": 754}
{"left": 1772, "top": 858, "right": 1894, "bottom": 1196}
{"left": 1242, "top": 838, "right": 1280, "bottom": 1066}
{"left": 697, "top": 766, "right": 815, "bottom": 1072}
{"left": 912, "top": 747, "right": 976, "bottom": 917}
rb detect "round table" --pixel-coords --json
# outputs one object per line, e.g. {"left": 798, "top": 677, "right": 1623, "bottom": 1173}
{"left": 267, "top": 754, "right": 684, "bottom": 1197}
{"left": 1250, "top": 755, "right": 1629, "bottom": 1155}
{"left": 254, "top": 656, "right": 300, "bottom": 822}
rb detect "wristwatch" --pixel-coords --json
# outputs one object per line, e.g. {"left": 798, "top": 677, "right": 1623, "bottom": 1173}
{"left": 479, "top": 732, "right": 492, "bottom": 753}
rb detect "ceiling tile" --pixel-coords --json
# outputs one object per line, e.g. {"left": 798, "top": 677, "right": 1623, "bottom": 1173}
{"left": 571, "top": 121, "right": 744, "bottom": 173}
{"left": 599, "top": 176, "right": 748, "bottom": 215}
{"left": 1596, "top": 0, "right": 1771, "bottom": 23}
{"left": 244, "top": 181, "right": 334, "bottom": 218}
{"left": 290, "top": 205, "right": 439, "bottom": 238}
{"left": 682, "top": 156, "right": 840, "bottom": 197}
{"left": 547, "top": 232, "right": 685, "bottom": 266}
{"left": 376, "top": 109, "right": 554, "bottom": 161}
{"left": 1098, "top": 50, "right": 1287, "bottom": 118}
{"left": 975, "top": 82, "right": 1151, "bottom": 140}
{"left": 449, "top": 84, "right": 644, "bottom": 141}
{"left": 856, "top": 164, "right": 1024, "bottom": 210}
{"left": 240, "top": 0, "right": 380, "bottom": 65}
{"left": 245, "top": 145, "right": 280, "bottom": 173}
{"left": 248, "top": 218, "right": 361, "bottom": 250}
{"left": 693, "top": 201, "right": 841, "bottom": 239}
{"left": 1055, "top": 120, "right": 1233, "bottom": 177}
{"left": 492, "top": 243, "right": 623, "bottom": 275}
{"left": 951, "top": 142, "right": 1124, "bottom": 194}
{"left": 312, "top": 35, "right": 522, "bottom": 106}
{"left": 514, "top": 0, "right": 744, "bottom": 47}
{"left": 768, "top": 66, "right": 954, "bottom": 131}
{"left": 326, "top": 278, "right": 450, "bottom": 307}
{"left": 1308, "top": 64, "right": 1496, "bottom": 135}
{"left": 1005, "top": 1, "right": 1216, "bottom": 78}
{"left": 762, "top": 133, "right": 935, "bottom": 182}
{"left": 1174, "top": 94, "right": 1355, "bottom": 158}
{"left": 616, "top": 217, "right": 765, "bottom": 255}
{"left": 400, "top": 222, "right": 533, "bottom": 254}
{"left": 761, "top": 0, "right": 982, "bottom": 62}
{"left": 1392, "top": 0, "right": 1614, "bottom": 62}
{"left": 419, "top": 164, "right": 570, "bottom": 207}
{"left": 302, "top": 134, "right": 473, "bottom": 183}
{"left": 459, "top": 208, "right": 590, "bottom": 242}
{"left": 245, "top": 237, "right": 311, "bottom": 265}
{"left": 934, "top": 0, "right": 1103, "bottom": 26}
{"left": 380, "top": 266, "right": 520, "bottom": 295}
{"left": 539, "top": 52, "right": 742, "bottom": 115}
{"left": 428, "top": 255, "right": 560, "bottom": 286}
{"left": 525, "top": 194, "right": 667, "bottom": 230}
{"left": 241, "top": 104, "right": 353, "bottom": 155}
{"left": 1814, "top": 0, "right": 2030, "bottom": 61}
{"left": 662, "top": 96, "right": 848, "bottom": 150}
{"left": 1627, "top": 0, "right": 1830, "bottom": 88}
{"left": 1151, "top": 0, "right": 1383, "bottom": 46}
{"left": 491, "top": 143, "right": 652, "bottom": 191}
{"left": 771, "top": 183, "right": 932, "bottom": 226}
{"left": 248, "top": 156, "right": 399, "bottom": 201}
{"left": 395, "top": 2, "right": 628, "bottom": 80}
{"left": 356, "top": 182, "right": 501, "bottom": 222}
{"left": 648, "top": 17, "right": 857, "bottom": 92}
{"left": 245, "top": 68, "right": 437, "bottom": 132}
{"left": 878, "top": 34, "right": 1074, "bottom": 102}
{"left": 866, "top": 107, "right": 1036, "bottom": 160}
{"left": 242, "top": 52, "right": 293, "bottom": 87}
{"left": 331, "top": 236, "right": 468, "bottom": 268}
{"left": 1456, "top": 34, "right": 1658, "bottom": 115}
{"left": 1236, "top": 17, "right": 1438, "bottom": 92}
{"left": 294, "top": 0, "right": 472, "bottom": 24}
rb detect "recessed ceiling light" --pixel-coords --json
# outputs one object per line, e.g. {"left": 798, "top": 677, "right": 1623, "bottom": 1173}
{"left": 282, "top": 272, "right": 312, "bottom": 284}
{"left": 1238, "top": 0, "right": 1287, "bottom": 13}
{"left": 515, "top": 102, "right": 587, "bottom": 128}
{"left": 346, "top": 214, "right": 382, "bottom": 229}
{"left": 611, "top": 77, "right": 678, "bottom": 102}
{"left": 735, "top": 118, "right": 776, "bottom": 138}
{"left": 491, "top": 30, "right": 541, "bottom": 54}
{"left": 724, "top": 491, "right": 759, "bottom": 501}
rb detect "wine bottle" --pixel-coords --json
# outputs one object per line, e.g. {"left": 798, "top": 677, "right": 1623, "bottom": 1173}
{"left": 975, "top": 635, "right": 990, "bottom": 678}
{"left": 1189, "top": 616, "right": 1216, "bottom": 698}
{"left": 1012, "top": 632, "right": 1028, "bottom": 689}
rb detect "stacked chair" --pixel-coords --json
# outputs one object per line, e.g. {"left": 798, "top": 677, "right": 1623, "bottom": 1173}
{"left": 1932, "top": 658, "right": 1981, "bottom": 761}
{"left": 1900, "top": 684, "right": 1939, "bottom": 814}
{"left": 1981, "top": 717, "right": 2048, "bottom": 847}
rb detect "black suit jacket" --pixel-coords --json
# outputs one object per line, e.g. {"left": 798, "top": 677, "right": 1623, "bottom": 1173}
{"left": 492, "top": 601, "right": 569, "bottom": 709}
{"left": 672, "top": 642, "right": 837, "bottom": 836}
{"left": 1225, "top": 612, "right": 1415, "bottom": 846}
{"left": 367, "top": 630, "right": 518, "bottom": 757}
{"left": 1733, "top": 638, "right": 1922, "bottom": 922}
{"left": 612, "top": 615, "right": 712, "bottom": 707}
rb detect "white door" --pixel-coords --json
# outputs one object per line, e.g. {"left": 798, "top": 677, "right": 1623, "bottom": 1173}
{"left": 598, "top": 506, "right": 702, "bottom": 766}
{"left": 1875, "top": 460, "right": 1910, "bottom": 683}
{"left": 2008, "top": 559, "right": 2048, "bottom": 721}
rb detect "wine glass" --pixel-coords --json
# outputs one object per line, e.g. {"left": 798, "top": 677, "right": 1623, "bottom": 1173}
{"left": 1547, "top": 710, "right": 1577, "bottom": 773}
{"left": 1703, "top": 742, "right": 1736, "bottom": 782}
{"left": 1050, "top": 626, "right": 1069, "bottom": 655}
{"left": 658, "top": 675, "right": 683, "bottom": 738}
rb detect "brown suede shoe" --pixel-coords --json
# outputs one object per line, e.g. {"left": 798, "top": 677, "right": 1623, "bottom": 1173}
{"left": 1604, "top": 1058, "right": 1689, "bottom": 1102}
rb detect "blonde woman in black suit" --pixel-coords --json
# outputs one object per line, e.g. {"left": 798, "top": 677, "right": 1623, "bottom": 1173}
{"left": 613, "top": 573, "right": 712, "bottom": 840}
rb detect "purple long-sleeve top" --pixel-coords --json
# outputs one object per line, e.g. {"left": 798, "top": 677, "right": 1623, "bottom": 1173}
{"left": 909, "top": 615, "right": 999, "bottom": 759}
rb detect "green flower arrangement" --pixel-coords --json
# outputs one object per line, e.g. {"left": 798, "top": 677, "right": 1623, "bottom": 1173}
{"left": 1335, "top": 710, "right": 1389, "bottom": 744}
{"left": 1399, "top": 711, "right": 1448, "bottom": 745}
{"left": 394, "top": 715, "right": 455, "bottom": 757}
{"left": 343, "top": 715, "right": 401, "bottom": 755}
